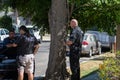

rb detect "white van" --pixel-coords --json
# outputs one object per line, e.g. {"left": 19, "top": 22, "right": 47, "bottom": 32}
{"left": 13, "top": 24, "right": 42, "bottom": 43}
{"left": 0, "top": 28, "right": 9, "bottom": 42}
{"left": 26, "top": 25, "right": 42, "bottom": 43}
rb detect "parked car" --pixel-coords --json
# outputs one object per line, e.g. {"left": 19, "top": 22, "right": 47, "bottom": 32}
{"left": 0, "top": 47, "right": 35, "bottom": 80}
{"left": 0, "top": 42, "right": 3, "bottom": 50}
{"left": 100, "top": 32, "right": 112, "bottom": 50}
{"left": 81, "top": 33, "right": 101, "bottom": 57}
{"left": 0, "top": 28, "right": 9, "bottom": 42}
{"left": 86, "top": 31, "right": 112, "bottom": 50}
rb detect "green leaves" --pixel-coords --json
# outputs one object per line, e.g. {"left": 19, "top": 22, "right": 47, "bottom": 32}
{"left": 1, "top": 0, "right": 51, "bottom": 33}
{"left": 71, "top": 0, "right": 120, "bottom": 35}
{"left": 1, "top": 0, "right": 120, "bottom": 35}
{"left": 0, "top": 15, "right": 12, "bottom": 30}
{"left": 99, "top": 52, "right": 120, "bottom": 80}
{"left": 115, "top": 11, "right": 120, "bottom": 24}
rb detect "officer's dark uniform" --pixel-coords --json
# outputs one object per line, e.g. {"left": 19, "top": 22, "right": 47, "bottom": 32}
{"left": 3, "top": 37, "right": 17, "bottom": 58}
{"left": 69, "top": 26, "right": 83, "bottom": 80}
{"left": 15, "top": 34, "right": 38, "bottom": 74}
{"left": 15, "top": 34, "right": 38, "bottom": 56}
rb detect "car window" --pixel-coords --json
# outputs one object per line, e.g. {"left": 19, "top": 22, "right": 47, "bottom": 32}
{"left": 0, "top": 30, "right": 1, "bottom": 35}
{"left": 87, "top": 31, "right": 99, "bottom": 40}
{"left": 83, "top": 35, "right": 88, "bottom": 40}
{"left": 1, "top": 30, "right": 5, "bottom": 35}
{"left": 4, "top": 29, "right": 9, "bottom": 35}
{"left": 89, "top": 36, "right": 93, "bottom": 41}
{"left": 90, "top": 35, "right": 95, "bottom": 42}
{"left": 33, "top": 28, "right": 39, "bottom": 32}
{"left": 93, "top": 36, "right": 97, "bottom": 41}
{"left": 93, "top": 36, "right": 96, "bottom": 41}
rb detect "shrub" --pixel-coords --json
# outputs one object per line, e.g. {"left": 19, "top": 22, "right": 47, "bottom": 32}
{"left": 99, "top": 52, "right": 120, "bottom": 80}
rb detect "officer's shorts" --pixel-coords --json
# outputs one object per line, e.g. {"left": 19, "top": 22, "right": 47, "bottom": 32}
{"left": 17, "top": 54, "right": 34, "bottom": 74}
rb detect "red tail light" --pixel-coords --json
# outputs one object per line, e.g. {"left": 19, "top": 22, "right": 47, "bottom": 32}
{"left": 82, "top": 41, "right": 88, "bottom": 45}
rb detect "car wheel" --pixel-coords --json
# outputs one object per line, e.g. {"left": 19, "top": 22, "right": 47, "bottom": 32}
{"left": 98, "top": 46, "right": 102, "bottom": 55}
{"left": 88, "top": 48, "right": 93, "bottom": 57}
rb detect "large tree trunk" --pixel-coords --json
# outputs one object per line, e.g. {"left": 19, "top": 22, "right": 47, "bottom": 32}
{"left": 116, "top": 25, "right": 120, "bottom": 51}
{"left": 45, "top": 0, "right": 69, "bottom": 80}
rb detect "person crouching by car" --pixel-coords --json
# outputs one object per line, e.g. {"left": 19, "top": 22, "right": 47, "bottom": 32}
{"left": 12, "top": 25, "right": 39, "bottom": 80}
{"left": 3, "top": 30, "right": 17, "bottom": 58}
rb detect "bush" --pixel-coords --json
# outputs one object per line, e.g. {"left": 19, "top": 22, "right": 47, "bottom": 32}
{"left": 99, "top": 52, "right": 120, "bottom": 80}
{"left": 0, "top": 15, "right": 12, "bottom": 30}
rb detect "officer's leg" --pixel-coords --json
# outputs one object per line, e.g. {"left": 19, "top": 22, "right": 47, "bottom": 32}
{"left": 74, "top": 51, "right": 80, "bottom": 80}
{"left": 76, "top": 53, "right": 80, "bottom": 80}
{"left": 69, "top": 53, "right": 75, "bottom": 80}
{"left": 70, "top": 51, "right": 80, "bottom": 80}
{"left": 70, "top": 52, "right": 80, "bottom": 80}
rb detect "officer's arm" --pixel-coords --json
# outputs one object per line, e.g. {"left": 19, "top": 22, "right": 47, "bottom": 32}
{"left": 33, "top": 37, "right": 39, "bottom": 55}
{"left": 34, "top": 44, "right": 39, "bottom": 55}
{"left": 66, "top": 41, "right": 73, "bottom": 46}
{"left": 66, "top": 31, "right": 76, "bottom": 46}
{"left": 3, "top": 38, "right": 12, "bottom": 48}
{"left": 12, "top": 36, "right": 22, "bottom": 47}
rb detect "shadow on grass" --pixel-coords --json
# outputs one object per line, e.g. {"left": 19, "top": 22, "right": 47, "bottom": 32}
{"left": 81, "top": 69, "right": 99, "bottom": 80}
{"left": 92, "top": 56, "right": 105, "bottom": 61}
{"left": 92, "top": 55, "right": 114, "bottom": 61}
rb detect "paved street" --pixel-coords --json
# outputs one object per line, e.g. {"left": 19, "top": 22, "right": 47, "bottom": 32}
{"left": 34, "top": 42, "right": 106, "bottom": 78}
{"left": 35, "top": 42, "right": 50, "bottom": 77}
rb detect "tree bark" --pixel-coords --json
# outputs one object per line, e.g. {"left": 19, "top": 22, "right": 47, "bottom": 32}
{"left": 45, "top": 0, "right": 69, "bottom": 80}
{"left": 116, "top": 25, "right": 120, "bottom": 51}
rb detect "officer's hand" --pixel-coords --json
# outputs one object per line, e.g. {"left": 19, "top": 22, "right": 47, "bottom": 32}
{"left": 34, "top": 44, "right": 39, "bottom": 55}
{"left": 12, "top": 43, "right": 17, "bottom": 47}
{"left": 66, "top": 41, "right": 73, "bottom": 46}
{"left": 6, "top": 44, "right": 13, "bottom": 48}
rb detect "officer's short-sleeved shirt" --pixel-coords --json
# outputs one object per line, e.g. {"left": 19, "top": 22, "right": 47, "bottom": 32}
{"left": 3, "top": 37, "right": 17, "bottom": 47}
{"left": 3, "top": 37, "right": 17, "bottom": 58}
{"left": 69, "top": 26, "right": 83, "bottom": 49}
{"left": 15, "top": 34, "right": 39, "bottom": 56}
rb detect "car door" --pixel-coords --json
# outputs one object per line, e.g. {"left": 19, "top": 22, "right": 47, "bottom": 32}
{"left": 0, "top": 30, "right": 2, "bottom": 42}
{"left": 0, "top": 29, "right": 6, "bottom": 41}
{"left": 4, "top": 29, "right": 9, "bottom": 38}
{"left": 33, "top": 28, "right": 40, "bottom": 40}
{"left": 90, "top": 35, "right": 96, "bottom": 53}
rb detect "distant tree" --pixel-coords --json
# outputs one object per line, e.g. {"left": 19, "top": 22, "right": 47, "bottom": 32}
{"left": 0, "top": 0, "right": 51, "bottom": 33}
{"left": 69, "top": 0, "right": 120, "bottom": 35}
{"left": 0, "top": 15, "right": 12, "bottom": 30}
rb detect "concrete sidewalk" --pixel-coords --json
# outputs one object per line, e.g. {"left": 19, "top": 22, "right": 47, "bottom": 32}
{"left": 42, "top": 34, "right": 51, "bottom": 42}
{"left": 34, "top": 72, "right": 99, "bottom": 80}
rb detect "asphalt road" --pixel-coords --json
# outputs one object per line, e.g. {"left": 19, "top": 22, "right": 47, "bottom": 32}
{"left": 34, "top": 42, "right": 107, "bottom": 78}
{"left": 34, "top": 42, "right": 50, "bottom": 78}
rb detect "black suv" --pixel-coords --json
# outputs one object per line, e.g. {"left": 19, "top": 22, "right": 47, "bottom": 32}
{"left": 0, "top": 45, "right": 35, "bottom": 80}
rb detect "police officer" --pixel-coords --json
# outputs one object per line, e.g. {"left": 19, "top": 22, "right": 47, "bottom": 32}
{"left": 3, "top": 30, "right": 17, "bottom": 58}
{"left": 13, "top": 25, "right": 39, "bottom": 80}
{"left": 66, "top": 19, "right": 83, "bottom": 80}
